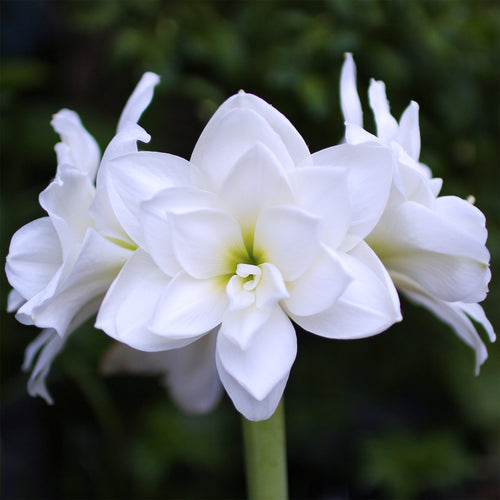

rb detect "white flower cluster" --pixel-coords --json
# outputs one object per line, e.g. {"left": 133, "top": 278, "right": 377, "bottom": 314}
{"left": 6, "top": 55, "right": 494, "bottom": 420}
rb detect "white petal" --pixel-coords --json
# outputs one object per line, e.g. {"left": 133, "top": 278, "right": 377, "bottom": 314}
{"left": 217, "top": 306, "right": 296, "bottom": 401}
{"left": 396, "top": 277, "right": 493, "bottom": 375}
{"left": 101, "top": 331, "right": 223, "bottom": 414}
{"left": 290, "top": 241, "right": 401, "bottom": 339}
{"left": 389, "top": 252, "right": 490, "bottom": 303}
{"left": 219, "top": 142, "right": 294, "bottom": 237}
{"left": 96, "top": 249, "right": 186, "bottom": 351}
{"left": 104, "top": 152, "right": 192, "bottom": 246}
{"left": 255, "top": 263, "right": 289, "bottom": 309}
{"left": 89, "top": 185, "right": 134, "bottom": 247}
{"left": 39, "top": 165, "right": 95, "bottom": 253}
{"left": 51, "top": 109, "right": 101, "bottom": 180}
{"left": 312, "top": 143, "right": 393, "bottom": 247}
{"left": 396, "top": 154, "right": 437, "bottom": 206}
{"left": 254, "top": 206, "right": 322, "bottom": 281}
{"left": 192, "top": 91, "right": 311, "bottom": 174}
{"left": 459, "top": 303, "right": 496, "bottom": 343}
{"left": 344, "top": 122, "right": 379, "bottom": 145}
{"left": 23, "top": 228, "right": 131, "bottom": 337}
{"left": 22, "top": 329, "right": 56, "bottom": 373}
{"left": 371, "top": 201, "right": 489, "bottom": 260}
{"left": 340, "top": 53, "right": 363, "bottom": 127}
{"left": 169, "top": 208, "right": 246, "bottom": 279}
{"left": 150, "top": 271, "right": 227, "bottom": 338}
{"left": 7, "top": 289, "right": 25, "bottom": 312}
{"left": 226, "top": 273, "right": 256, "bottom": 311}
{"left": 434, "top": 196, "right": 488, "bottom": 245}
{"left": 100, "top": 122, "right": 151, "bottom": 167}
{"left": 216, "top": 357, "right": 288, "bottom": 421}
{"left": 227, "top": 91, "right": 311, "bottom": 166}
{"left": 289, "top": 166, "right": 351, "bottom": 249}
{"left": 22, "top": 298, "right": 98, "bottom": 404}
{"left": 368, "top": 201, "right": 490, "bottom": 302}
{"left": 219, "top": 307, "right": 272, "bottom": 350}
{"left": 397, "top": 101, "right": 421, "bottom": 161}
{"left": 161, "top": 330, "right": 223, "bottom": 413}
{"left": 22, "top": 329, "right": 64, "bottom": 404}
{"left": 117, "top": 72, "right": 160, "bottom": 132}
{"left": 140, "top": 186, "right": 222, "bottom": 276}
{"left": 285, "top": 245, "right": 352, "bottom": 316}
{"left": 5, "top": 217, "right": 62, "bottom": 301}
{"left": 191, "top": 106, "right": 298, "bottom": 191}
{"left": 368, "top": 79, "right": 399, "bottom": 143}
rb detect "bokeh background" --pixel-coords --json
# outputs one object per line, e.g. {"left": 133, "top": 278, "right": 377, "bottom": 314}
{"left": 1, "top": 1, "right": 499, "bottom": 499}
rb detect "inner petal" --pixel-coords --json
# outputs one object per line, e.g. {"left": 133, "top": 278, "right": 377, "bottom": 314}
{"left": 236, "top": 263, "right": 262, "bottom": 291}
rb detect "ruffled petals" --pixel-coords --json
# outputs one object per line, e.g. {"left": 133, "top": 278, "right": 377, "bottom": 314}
{"left": 217, "top": 307, "right": 296, "bottom": 410}
{"left": 96, "top": 249, "right": 183, "bottom": 351}
{"left": 290, "top": 242, "right": 401, "bottom": 339}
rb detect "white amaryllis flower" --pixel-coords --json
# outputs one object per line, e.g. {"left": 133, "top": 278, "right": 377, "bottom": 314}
{"left": 5, "top": 72, "right": 172, "bottom": 402}
{"left": 96, "top": 90, "right": 402, "bottom": 420}
{"left": 339, "top": 53, "right": 495, "bottom": 372}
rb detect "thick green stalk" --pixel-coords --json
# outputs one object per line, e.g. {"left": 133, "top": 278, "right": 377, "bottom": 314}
{"left": 242, "top": 399, "right": 288, "bottom": 500}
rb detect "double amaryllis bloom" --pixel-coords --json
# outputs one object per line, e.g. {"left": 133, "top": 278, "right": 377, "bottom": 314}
{"left": 340, "top": 53, "right": 495, "bottom": 373}
{"left": 5, "top": 55, "right": 495, "bottom": 420}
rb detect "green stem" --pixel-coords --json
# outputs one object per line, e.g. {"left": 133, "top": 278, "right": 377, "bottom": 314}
{"left": 242, "top": 399, "right": 288, "bottom": 500}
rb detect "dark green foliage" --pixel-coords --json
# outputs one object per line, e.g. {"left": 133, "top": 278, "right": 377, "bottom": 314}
{"left": 1, "top": 1, "right": 498, "bottom": 498}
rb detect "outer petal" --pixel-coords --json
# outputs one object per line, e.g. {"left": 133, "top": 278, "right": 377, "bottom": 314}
{"left": 102, "top": 330, "right": 223, "bottom": 414}
{"left": 99, "top": 122, "right": 151, "bottom": 171}
{"left": 117, "top": 72, "right": 160, "bottom": 132}
{"left": 169, "top": 208, "right": 246, "bottom": 279}
{"left": 368, "top": 201, "right": 490, "bottom": 302}
{"left": 345, "top": 122, "right": 379, "bottom": 145}
{"left": 254, "top": 206, "right": 322, "bottom": 282}
{"left": 22, "top": 295, "right": 100, "bottom": 404}
{"left": 39, "top": 165, "right": 95, "bottom": 255}
{"left": 93, "top": 123, "right": 153, "bottom": 244}
{"left": 368, "top": 79, "right": 399, "bottom": 143}
{"left": 311, "top": 143, "right": 393, "bottom": 248}
{"left": 96, "top": 249, "right": 185, "bottom": 352}
{"left": 191, "top": 105, "right": 299, "bottom": 191}
{"left": 192, "top": 91, "right": 311, "bottom": 177}
{"left": 88, "top": 184, "right": 133, "bottom": 247}
{"left": 51, "top": 109, "right": 101, "bottom": 180}
{"left": 459, "top": 302, "right": 496, "bottom": 343}
{"left": 288, "top": 166, "right": 351, "bottom": 249}
{"left": 150, "top": 271, "right": 228, "bottom": 338}
{"left": 216, "top": 359, "right": 288, "bottom": 421}
{"left": 217, "top": 306, "right": 296, "bottom": 403}
{"left": 226, "top": 91, "right": 311, "bottom": 166}
{"left": 104, "top": 152, "right": 192, "bottom": 246}
{"left": 340, "top": 52, "right": 363, "bottom": 127}
{"left": 18, "top": 228, "right": 131, "bottom": 337}
{"left": 218, "top": 142, "right": 294, "bottom": 238}
{"left": 397, "top": 101, "right": 421, "bottom": 161}
{"left": 285, "top": 245, "right": 352, "bottom": 316}
{"left": 395, "top": 152, "right": 437, "bottom": 207}
{"left": 290, "top": 242, "right": 401, "bottom": 339}
{"left": 7, "top": 289, "right": 25, "bottom": 312}
{"left": 5, "top": 218, "right": 61, "bottom": 301}
{"left": 434, "top": 196, "right": 488, "bottom": 245}
{"left": 393, "top": 272, "right": 495, "bottom": 374}
{"left": 22, "top": 329, "right": 64, "bottom": 404}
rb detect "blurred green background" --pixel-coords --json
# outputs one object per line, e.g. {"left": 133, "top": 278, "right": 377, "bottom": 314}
{"left": 1, "top": 1, "right": 499, "bottom": 499}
